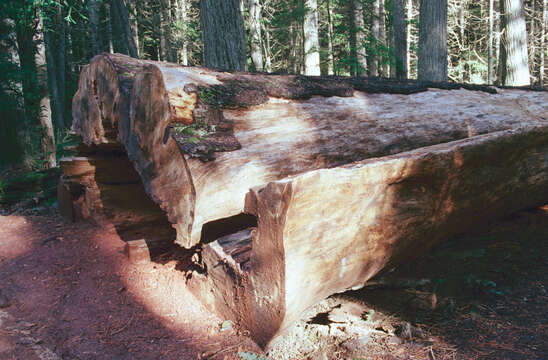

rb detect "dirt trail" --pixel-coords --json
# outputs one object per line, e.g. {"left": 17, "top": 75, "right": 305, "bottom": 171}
{"left": 0, "top": 206, "right": 547, "bottom": 359}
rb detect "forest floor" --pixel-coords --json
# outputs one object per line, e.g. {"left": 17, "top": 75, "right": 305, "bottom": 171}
{"left": 0, "top": 169, "right": 547, "bottom": 359}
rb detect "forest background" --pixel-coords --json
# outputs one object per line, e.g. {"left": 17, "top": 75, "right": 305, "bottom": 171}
{"left": 0, "top": 0, "right": 546, "bottom": 170}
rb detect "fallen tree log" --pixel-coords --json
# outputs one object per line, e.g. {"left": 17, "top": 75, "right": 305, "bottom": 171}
{"left": 64, "top": 53, "right": 548, "bottom": 347}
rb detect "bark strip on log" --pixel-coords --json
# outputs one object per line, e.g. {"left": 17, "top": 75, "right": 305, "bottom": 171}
{"left": 68, "top": 53, "right": 548, "bottom": 348}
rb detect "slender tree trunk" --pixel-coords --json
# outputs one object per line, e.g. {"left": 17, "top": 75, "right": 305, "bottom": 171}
{"left": 42, "top": 6, "right": 64, "bottom": 131}
{"left": 407, "top": 0, "right": 413, "bottom": 77}
{"left": 392, "top": 0, "right": 407, "bottom": 79}
{"left": 326, "top": 0, "right": 335, "bottom": 75}
{"left": 111, "top": 0, "right": 130, "bottom": 55}
{"left": 57, "top": 4, "right": 66, "bottom": 122}
{"left": 500, "top": 0, "right": 531, "bottom": 86}
{"left": 201, "top": 0, "right": 247, "bottom": 70}
{"left": 105, "top": 1, "right": 114, "bottom": 53}
{"left": 351, "top": 0, "right": 367, "bottom": 76}
{"left": 379, "top": 0, "right": 388, "bottom": 76}
{"left": 488, "top": 0, "right": 494, "bottom": 83}
{"left": 36, "top": 14, "right": 56, "bottom": 168}
{"left": 177, "top": 0, "right": 188, "bottom": 65}
{"left": 541, "top": 0, "right": 547, "bottom": 85}
{"left": 88, "top": 0, "right": 102, "bottom": 56}
{"left": 114, "top": 0, "right": 139, "bottom": 58}
{"left": 248, "top": 0, "right": 264, "bottom": 71}
{"left": 127, "top": 0, "right": 140, "bottom": 57}
{"left": 303, "top": 0, "right": 321, "bottom": 75}
{"left": 371, "top": 0, "right": 380, "bottom": 76}
{"left": 418, "top": 0, "right": 448, "bottom": 81}
{"left": 290, "top": 23, "right": 297, "bottom": 73}
{"left": 263, "top": 22, "right": 272, "bottom": 72}
{"left": 160, "top": 0, "right": 173, "bottom": 62}
{"left": 460, "top": 0, "right": 467, "bottom": 82}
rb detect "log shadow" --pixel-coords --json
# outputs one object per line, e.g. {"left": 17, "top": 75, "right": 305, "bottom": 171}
{"left": 0, "top": 212, "right": 262, "bottom": 359}
{"left": 340, "top": 205, "right": 548, "bottom": 359}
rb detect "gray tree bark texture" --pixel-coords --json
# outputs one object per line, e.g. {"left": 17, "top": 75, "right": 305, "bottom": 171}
{"left": 418, "top": 0, "right": 448, "bottom": 81}
{"left": 351, "top": 0, "right": 367, "bottom": 75}
{"left": 43, "top": 7, "right": 64, "bottom": 130}
{"left": 66, "top": 53, "right": 548, "bottom": 349}
{"left": 371, "top": 0, "right": 380, "bottom": 76}
{"left": 542, "top": 0, "right": 547, "bottom": 85}
{"left": 113, "top": 0, "right": 139, "bottom": 58}
{"left": 303, "top": 0, "right": 321, "bottom": 75}
{"left": 87, "top": 0, "right": 102, "bottom": 56}
{"left": 35, "top": 15, "right": 56, "bottom": 168}
{"left": 488, "top": 0, "right": 494, "bottom": 84}
{"left": 201, "top": 0, "right": 247, "bottom": 70}
{"left": 500, "top": 0, "right": 531, "bottom": 86}
{"left": 248, "top": 0, "right": 264, "bottom": 71}
{"left": 392, "top": 0, "right": 407, "bottom": 79}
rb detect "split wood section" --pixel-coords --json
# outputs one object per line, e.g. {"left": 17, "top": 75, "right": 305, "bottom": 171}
{"left": 67, "top": 53, "right": 548, "bottom": 347}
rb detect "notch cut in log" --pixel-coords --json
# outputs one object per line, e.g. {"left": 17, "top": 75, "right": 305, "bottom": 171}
{"left": 65, "top": 53, "right": 548, "bottom": 347}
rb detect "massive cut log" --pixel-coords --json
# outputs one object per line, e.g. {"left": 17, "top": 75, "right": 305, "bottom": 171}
{"left": 65, "top": 53, "right": 548, "bottom": 347}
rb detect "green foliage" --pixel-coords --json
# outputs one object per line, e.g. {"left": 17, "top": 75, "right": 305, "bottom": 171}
{"left": 238, "top": 352, "right": 270, "bottom": 360}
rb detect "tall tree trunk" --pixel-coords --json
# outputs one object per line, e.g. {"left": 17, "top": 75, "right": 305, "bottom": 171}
{"left": 303, "top": 0, "right": 321, "bottom": 75}
{"left": 263, "top": 22, "right": 272, "bottom": 72}
{"left": 36, "top": 14, "right": 56, "bottom": 168}
{"left": 127, "top": 0, "right": 140, "bottom": 57}
{"left": 371, "top": 0, "right": 380, "bottom": 76}
{"left": 201, "top": 0, "right": 247, "bottom": 70}
{"left": 541, "top": 0, "right": 547, "bottom": 85}
{"left": 160, "top": 0, "right": 173, "bottom": 62}
{"left": 111, "top": 0, "right": 129, "bottom": 55}
{"left": 177, "top": 0, "right": 188, "bottom": 65}
{"left": 459, "top": 0, "right": 467, "bottom": 82}
{"left": 290, "top": 23, "right": 297, "bottom": 73}
{"left": 488, "top": 0, "right": 494, "bottom": 83}
{"left": 248, "top": 0, "right": 264, "bottom": 71}
{"left": 105, "top": 1, "right": 114, "bottom": 53}
{"left": 113, "top": 0, "right": 139, "bottom": 58}
{"left": 56, "top": 4, "right": 66, "bottom": 122}
{"left": 326, "top": 0, "right": 335, "bottom": 75}
{"left": 392, "top": 0, "right": 407, "bottom": 79}
{"left": 418, "top": 0, "right": 448, "bottom": 81}
{"left": 500, "top": 0, "right": 531, "bottom": 86}
{"left": 406, "top": 0, "right": 413, "bottom": 77}
{"left": 379, "top": 0, "right": 388, "bottom": 76}
{"left": 88, "top": 0, "right": 102, "bottom": 56}
{"left": 42, "top": 5, "right": 64, "bottom": 130}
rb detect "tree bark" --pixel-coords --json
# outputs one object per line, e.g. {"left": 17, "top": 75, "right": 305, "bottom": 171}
{"left": 36, "top": 14, "right": 56, "bottom": 168}
{"left": 248, "top": 0, "right": 264, "bottom": 71}
{"left": 371, "top": 0, "right": 381, "bottom": 76}
{"left": 127, "top": 0, "right": 140, "bottom": 58}
{"left": 406, "top": 0, "right": 413, "bottom": 77}
{"left": 87, "top": 0, "right": 102, "bottom": 56}
{"left": 177, "top": 0, "right": 188, "bottom": 65}
{"left": 326, "top": 0, "right": 335, "bottom": 75}
{"left": 56, "top": 4, "right": 66, "bottom": 124}
{"left": 263, "top": 21, "right": 272, "bottom": 72}
{"left": 392, "top": 0, "right": 407, "bottom": 79}
{"left": 541, "top": 0, "right": 547, "bottom": 85}
{"left": 68, "top": 54, "right": 548, "bottom": 349}
{"left": 113, "top": 0, "right": 139, "bottom": 58}
{"left": 159, "top": 0, "right": 173, "bottom": 62}
{"left": 418, "top": 0, "right": 448, "bottom": 81}
{"left": 500, "top": 0, "right": 531, "bottom": 86}
{"left": 488, "top": 0, "right": 494, "bottom": 84}
{"left": 201, "top": 0, "right": 247, "bottom": 70}
{"left": 42, "top": 6, "right": 64, "bottom": 131}
{"left": 350, "top": 0, "right": 367, "bottom": 76}
{"left": 379, "top": 0, "right": 388, "bottom": 76}
{"left": 303, "top": 0, "right": 321, "bottom": 75}
{"left": 105, "top": 1, "right": 114, "bottom": 53}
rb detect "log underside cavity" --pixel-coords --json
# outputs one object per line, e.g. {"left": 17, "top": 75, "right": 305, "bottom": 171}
{"left": 64, "top": 53, "right": 548, "bottom": 348}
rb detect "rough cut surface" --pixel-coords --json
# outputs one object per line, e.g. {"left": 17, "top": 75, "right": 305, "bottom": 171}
{"left": 67, "top": 53, "right": 548, "bottom": 348}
